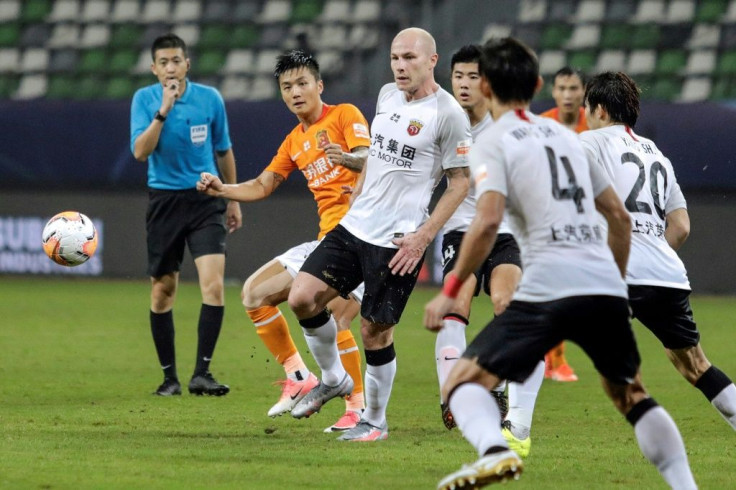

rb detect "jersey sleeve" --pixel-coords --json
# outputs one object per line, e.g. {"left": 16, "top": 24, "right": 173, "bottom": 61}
{"left": 470, "top": 133, "right": 507, "bottom": 198}
{"left": 264, "top": 134, "right": 297, "bottom": 179}
{"left": 210, "top": 88, "right": 232, "bottom": 152}
{"left": 436, "top": 98, "right": 472, "bottom": 170}
{"left": 130, "top": 89, "right": 150, "bottom": 154}
{"left": 664, "top": 158, "right": 687, "bottom": 213}
{"left": 338, "top": 104, "right": 371, "bottom": 150}
{"left": 587, "top": 151, "right": 613, "bottom": 197}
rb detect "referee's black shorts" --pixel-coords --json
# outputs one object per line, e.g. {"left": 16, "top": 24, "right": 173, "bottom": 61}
{"left": 146, "top": 188, "right": 227, "bottom": 277}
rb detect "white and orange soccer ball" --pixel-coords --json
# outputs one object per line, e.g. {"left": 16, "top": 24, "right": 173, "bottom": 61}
{"left": 41, "top": 211, "right": 98, "bottom": 266}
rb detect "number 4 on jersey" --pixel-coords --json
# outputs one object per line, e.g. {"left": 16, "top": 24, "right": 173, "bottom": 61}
{"left": 546, "top": 146, "right": 585, "bottom": 213}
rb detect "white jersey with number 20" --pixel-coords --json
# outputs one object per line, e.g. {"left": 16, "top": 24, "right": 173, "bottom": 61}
{"left": 581, "top": 125, "right": 689, "bottom": 290}
{"left": 470, "top": 109, "right": 627, "bottom": 302}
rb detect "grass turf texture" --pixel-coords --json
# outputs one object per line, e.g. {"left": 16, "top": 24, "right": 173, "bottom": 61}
{"left": 1, "top": 277, "right": 734, "bottom": 489}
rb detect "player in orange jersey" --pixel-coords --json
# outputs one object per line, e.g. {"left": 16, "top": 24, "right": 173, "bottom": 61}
{"left": 197, "top": 50, "right": 370, "bottom": 432}
{"left": 539, "top": 66, "right": 588, "bottom": 382}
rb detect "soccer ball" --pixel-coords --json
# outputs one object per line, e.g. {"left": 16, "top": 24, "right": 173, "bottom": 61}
{"left": 42, "top": 211, "right": 98, "bottom": 266}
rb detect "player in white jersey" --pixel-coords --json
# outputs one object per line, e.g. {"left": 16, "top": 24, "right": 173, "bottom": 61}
{"left": 287, "top": 27, "right": 471, "bottom": 442}
{"left": 425, "top": 38, "right": 696, "bottom": 490}
{"left": 434, "top": 46, "right": 540, "bottom": 456}
{"left": 582, "top": 71, "right": 736, "bottom": 431}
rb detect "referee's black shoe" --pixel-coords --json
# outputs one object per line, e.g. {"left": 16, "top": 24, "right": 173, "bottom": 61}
{"left": 153, "top": 377, "right": 182, "bottom": 396}
{"left": 188, "top": 372, "right": 230, "bottom": 396}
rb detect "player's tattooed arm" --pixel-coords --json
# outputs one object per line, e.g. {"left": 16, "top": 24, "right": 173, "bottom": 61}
{"left": 324, "top": 144, "right": 368, "bottom": 172}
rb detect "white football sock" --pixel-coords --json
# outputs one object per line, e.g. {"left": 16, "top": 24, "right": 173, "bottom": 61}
{"left": 711, "top": 384, "right": 736, "bottom": 430}
{"left": 435, "top": 317, "right": 467, "bottom": 392}
{"left": 301, "top": 315, "right": 345, "bottom": 386}
{"left": 449, "top": 383, "right": 507, "bottom": 457}
{"left": 363, "top": 359, "right": 396, "bottom": 427}
{"left": 633, "top": 406, "right": 697, "bottom": 489}
{"left": 506, "top": 360, "right": 545, "bottom": 438}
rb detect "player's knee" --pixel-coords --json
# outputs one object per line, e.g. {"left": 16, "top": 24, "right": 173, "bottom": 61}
{"left": 491, "top": 292, "right": 512, "bottom": 315}
{"left": 241, "top": 279, "right": 262, "bottom": 309}
{"left": 287, "top": 288, "right": 313, "bottom": 317}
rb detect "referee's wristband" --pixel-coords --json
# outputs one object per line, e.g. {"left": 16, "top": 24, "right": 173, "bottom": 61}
{"left": 442, "top": 273, "right": 463, "bottom": 299}
{"left": 154, "top": 111, "right": 166, "bottom": 122}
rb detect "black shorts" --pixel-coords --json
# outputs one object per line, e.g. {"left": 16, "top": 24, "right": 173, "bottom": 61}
{"left": 628, "top": 285, "right": 700, "bottom": 349}
{"left": 300, "top": 225, "right": 424, "bottom": 325}
{"left": 441, "top": 231, "right": 522, "bottom": 296}
{"left": 146, "top": 189, "right": 227, "bottom": 277}
{"left": 463, "top": 295, "right": 639, "bottom": 385}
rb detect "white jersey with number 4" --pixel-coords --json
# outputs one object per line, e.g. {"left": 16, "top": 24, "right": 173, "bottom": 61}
{"left": 580, "top": 125, "right": 689, "bottom": 290}
{"left": 471, "top": 109, "right": 626, "bottom": 302}
{"left": 443, "top": 112, "right": 512, "bottom": 235}
{"left": 340, "top": 83, "right": 471, "bottom": 248}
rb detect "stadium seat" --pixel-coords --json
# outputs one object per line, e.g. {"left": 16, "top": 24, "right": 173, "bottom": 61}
{"left": 320, "top": 0, "right": 351, "bottom": 22}
{"left": 110, "top": 0, "right": 140, "bottom": 23}
{"left": 633, "top": 0, "right": 666, "bottom": 23}
{"left": 565, "top": 25, "right": 601, "bottom": 49}
{"left": 110, "top": 25, "right": 143, "bottom": 49}
{"left": 141, "top": 0, "right": 170, "bottom": 23}
{"left": 220, "top": 75, "right": 251, "bottom": 99}
{"left": 133, "top": 49, "right": 153, "bottom": 74}
{"left": 0, "top": 74, "right": 19, "bottom": 97}
{"left": 79, "top": 24, "right": 111, "bottom": 48}
{"left": 81, "top": 0, "right": 110, "bottom": 22}
{"left": 48, "top": 0, "right": 80, "bottom": 22}
{"left": 539, "top": 23, "right": 572, "bottom": 50}
{"left": 666, "top": 0, "right": 696, "bottom": 22}
{"left": 518, "top": 0, "right": 547, "bottom": 23}
{"left": 0, "top": 0, "right": 21, "bottom": 22}
{"left": 538, "top": 50, "right": 566, "bottom": 75}
{"left": 46, "top": 74, "right": 75, "bottom": 98}
{"left": 481, "top": 24, "right": 513, "bottom": 42}
{"left": 258, "top": 25, "right": 288, "bottom": 48}
{"left": 724, "top": 0, "right": 736, "bottom": 21}
{"left": 349, "top": 24, "right": 378, "bottom": 49}
{"left": 248, "top": 74, "right": 276, "bottom": 100}
{"left": 173, "top": 0, "right": 202, "bottom": 23}
{"left": 231, "top": 25, "right": 261, "bottom": 49}
{"left": 688, "top": 24, "right": 721, "bottom": 48}
{"left": 13, "top": 73, "right": 47, "bottom": 99}
{"left": 232, "top": 2, "right": 262, "bottom": 23}
{"left": 20, "top": 0, "right": 52, "bottom": 23}
{"left": 710, "top": 75, "right": 736, "bottom": 99}
{"left": 595, "top": 50, "right": 627, "bottom": 72}
{"left": 630, "top": 24, "right": 661, "bottom": 49}
{"left": 649, "top": 77, "right": 681, "bottom": 99}
{"left": 105, "top": 76, "right": 136, "bottom": 99}
{"left": 172, "top": 24, "right": 200, "bottom": 46}
{"left": 194, "top": 50, "right": 226, "bottom": 76}
{"left": 20, "top": 48, "right": 49, "bottom": 72}
{"left": 660, "top": 25, "right": 694, "bottom": 48}
{"left": 254, "top": 49, "right": 281, "bottom": 74}
{"left": 0, "top": 48, "right": 20, "bottom": 73}
{"left": 684, "top": 49, "right": 716, "bottom": 74}
{"left": 317, "top": 49, "right": 343, "bottom": 74}
{"left": 0, "top": 23, "right": 20, "bottom": 47}
{"left": 222, "top": 49, "right": 254, "bottom": 75}
{"left": 199, "top": 25, "right": 231, "bottom": 50}
{"left": 627, "top": 49, "right": 657, "bottom": 75}
{"left": 547, "top": 0, "right": 576, "bottom": 21}
{"left": 108, "top": 49, "right": 138, "bottom": 74}
{"left": 202, "top": 0, "right": 231, "bottom": 22}
{"left": 720, "top": 24, "right": 736, "bottom": 48}
{"left": 679, "top": 77, "right": 711, "bottom": 100}
{"left": 48, "top": 24, "right": 81, "bottom": 49}
{"left": 600, "top": 24, "right": 631, "bottom": 50}
{"left": 258, "top": 0, "right": 291, "bottom": 24}
{"left": 290, "top": 0, "right": 324, "bottom": 24}
{"left": 567, "top": 50, "right": 596, "bottom": 71}
{"left": 353, "top": 1, "right": 381, "bottom": 23}
{"left": 574, "top": 0, "right": 605, "bottom": 22}
{"left": 655, "top": 49, "right": 687, "bottom": 75}
{"left": 606, "top": 0, "right": 636, "bottom": 21}
{"left": 72, "top": 75, "right": 104, "bottom": 99}
{"left": 78, "top": 49, "right": 107, "bottom": 73}
{"left": 19, "top": 23, "right": 49, "bottom": 48}
{"left": 316, "top": 24, "right": 348, "bottom": 50}
{"left": 716, "top": 49, "right": 736, "bottom": 74}
{"left": 695, "top": 0, "right": 728, "bottom": 22}
{"left": 513, "top": 24, "right": 543, "bottom": 48}
{"left": 48, "top": 49, "right": 79, "bottom": 73}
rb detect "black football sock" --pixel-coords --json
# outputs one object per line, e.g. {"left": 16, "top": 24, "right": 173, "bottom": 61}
{"left": 150, "top": 310, "right": 177, "bottom": 380}
{"left": 194, "top": 304, "right": 224, "bottom": 376}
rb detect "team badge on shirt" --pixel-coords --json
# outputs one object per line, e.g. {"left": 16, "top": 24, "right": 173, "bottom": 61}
{"left": 303, "top": 141, "right": 311, "bottom": 152}
{"left": 190, "top": 125, "right": 207, "bottom": 146}
{"left": 407, "top": 119, "right": 424, "bottom": 136}
{"left": 316, "top": 129, "right": 331, "bottom": 149}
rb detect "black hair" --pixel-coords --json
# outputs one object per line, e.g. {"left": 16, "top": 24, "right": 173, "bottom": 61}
{"left": 584, "top": 71, "right": 641, "bottom": 127}
{"left": 478, "top": 37, "right": 538, "bottom": 104}
{"left": 151, "top": 33, "right": 188, "bottom": 61}
{"left": 273, "top": 49, "right": 321, "bottom": 81}
{"left": 552, "top": 66, "right": 587, "bottom": 87}
{"left": 450, "top": 44, "right": 482, "bottom": 71}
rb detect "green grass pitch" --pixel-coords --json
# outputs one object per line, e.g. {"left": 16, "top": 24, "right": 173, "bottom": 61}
{"left": 1, "top": 277, "right": 734, "bottom": 489}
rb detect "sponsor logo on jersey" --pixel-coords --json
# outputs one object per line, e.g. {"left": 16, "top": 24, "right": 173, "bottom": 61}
{"left": 407, "top": 119, "right": 424, "bottom": 136}
{"left": 353, "top": 123, "right": 370, "bottom": 139}
{"left": 456, "top": 138, "right": 471, "bottom": 156}
{"left": 316, "top": 129, "right": 331, "bottom": 149}
{"left": 303, "top": 140, "right": 311, "bottom": 152}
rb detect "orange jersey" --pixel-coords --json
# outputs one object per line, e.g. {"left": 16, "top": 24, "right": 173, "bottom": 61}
{"left": 540, "top": 107, "right": 588, "bottom": 134}
{"left": 266, "top": 103, "right": 371, "bottom": 239}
